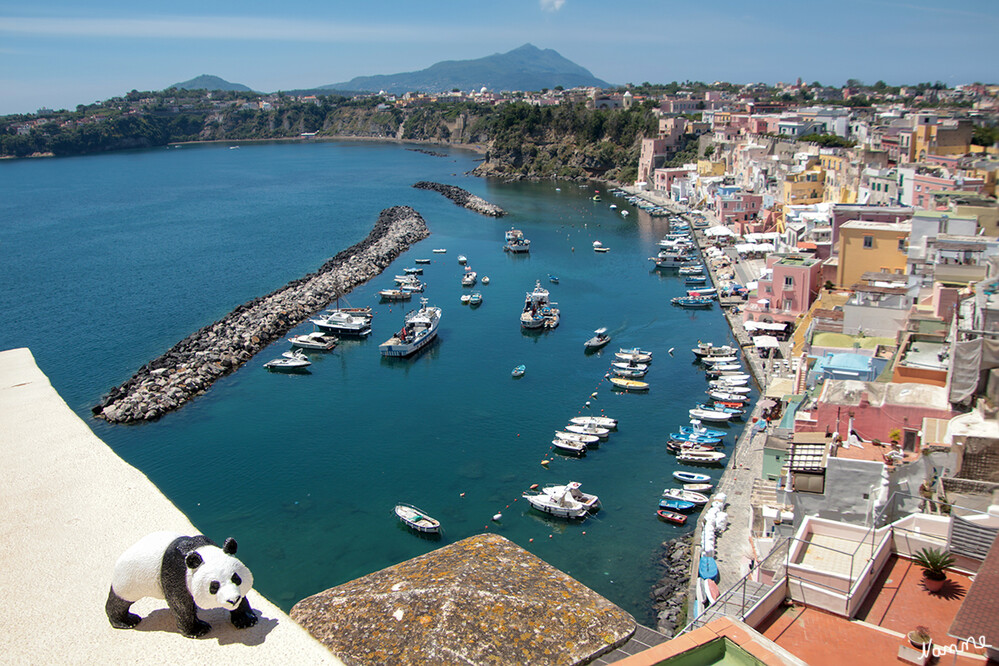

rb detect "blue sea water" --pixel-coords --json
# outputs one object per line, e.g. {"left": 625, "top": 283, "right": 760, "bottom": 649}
{"left": 0, "top": 141, "right": 750, "bottom": 624}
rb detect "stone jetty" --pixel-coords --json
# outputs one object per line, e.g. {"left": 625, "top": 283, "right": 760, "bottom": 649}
{"left": 413, "top": 181, "right": 506, "bottom": 217}
{"left": 651, "top": 535, "right": 693, "bottom": 637}
{"left": 93, "top": 206, "right": 430, "bottom": 424}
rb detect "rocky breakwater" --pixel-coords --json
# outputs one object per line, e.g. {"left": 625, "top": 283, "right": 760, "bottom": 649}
{"left": 650, "top": 535, "right": 693, "bottom": 638}
{"left": 93, "top": 206, "right": 430, "bottom": 424}
{"left": 412, "top": 181, "right": 506, "bottom": 217}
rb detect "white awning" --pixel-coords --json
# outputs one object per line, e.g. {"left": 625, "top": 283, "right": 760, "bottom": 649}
{"left": 744, "top": 320, "right": 787, "bottom": 331}
{"left": 704, "top": 226, "right": 736, "bottom": 237}
{"left": 754, "top": 335, "right": 780, "bottom": 349}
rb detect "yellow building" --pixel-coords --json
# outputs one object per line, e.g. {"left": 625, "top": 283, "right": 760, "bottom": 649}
{"left": 783, "top": 164, "right": 825, "bottom": 205}
{"left": 836, "top": 220, "right": 911, "bottom": 287}
{"left": 818, "top": 153, "right": 857, "bottom": 204}
{"left": 909, "top": 114, "right": 973, "bottom": 161}
{"left": 696, "top": 160, "right": 726, "bottom": 177}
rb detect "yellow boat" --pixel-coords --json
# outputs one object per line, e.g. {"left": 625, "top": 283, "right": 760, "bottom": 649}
{"left": 609, "top": 377, "right": 649, "bottom": 392}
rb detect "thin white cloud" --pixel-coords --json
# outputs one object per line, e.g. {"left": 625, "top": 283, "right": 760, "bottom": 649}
{"left": 0, "top": 15, "right": 463, "bottom": 43}
{"left": 540, "top": 0, "right": 567, "bottom": 12}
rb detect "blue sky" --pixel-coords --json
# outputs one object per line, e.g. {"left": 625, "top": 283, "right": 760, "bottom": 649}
{"left": 1, "top": 0, "right": 996, "bottom": 115}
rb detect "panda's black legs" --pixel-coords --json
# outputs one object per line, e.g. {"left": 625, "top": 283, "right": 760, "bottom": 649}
{"left": 105, "top": 587, "right": 141, "bottom": 629}
{"left": 229, "top": 597, "right": 258, "bottom": 629}
{"left": 164, "top": 584, "right": 211, "bottom": 637}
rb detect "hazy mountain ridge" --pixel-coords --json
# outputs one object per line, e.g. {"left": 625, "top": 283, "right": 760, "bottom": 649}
{"left": 170, "top": 75, "right": 253, "bottom": 93}
{"left": 322, "top": 44, "right": 609, "bottom": 94}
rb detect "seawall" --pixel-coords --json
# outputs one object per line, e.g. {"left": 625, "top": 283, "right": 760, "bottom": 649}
{"left": 413, "top": 181, "right": 507, "bottom": 217}
{"left": 94, "top": 206, "right": 430, "bottom": 424}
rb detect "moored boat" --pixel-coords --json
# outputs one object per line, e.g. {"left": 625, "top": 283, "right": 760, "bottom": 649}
{"left": 612, "top": 366, "right": 647, "bottom": 378}
{"left": 521, "top": 280, "right": 559, "bottom": 330}
{"left": 657, "top": 509, "right": 688, "bottom": 525}
{"left": 394, "top": 503, "right": 441, "bottom": 534}
{"left": 568, "top": 415, "right": 617, "bottom": 429}
{"left": 287, "top": 331, "right": 338, "bottom": 351}
{"left": 522, "top": 482, "right": 599, "bottom": 519}
{"left": 554, "top": 430, "right": 600, "bottom": 446}
{"left": 414, "top": 258, "right": 431, "bottom": 264}
{"left": 615, "top": 348, "right": 652, "bottom": 363}
{"left": 264, "top": 349, "right": 312, "bottom": 373}
{"left": 310, "top": 309, "right": 373, "bottom": 337}
{"left": 565, "top": 423, "right": 610, "bottom": 439}
{"left": 684, "top": 483, "right": 714, "bottom": 493}
{"left": 504, "top": 228, "right": 531, "bottom": 253}
{"left": 707, "top": 390, "right": 749, "bottom": 402}
{"left": 468, "top": 291, "right": 482, "bottom": 306}
{"left": 663, "top": 488, "right": 710, "bottom": 505}
{"left": 673, "top": 471, "right": 711, "bottom": 484}
{"left": 610, "top": 377, "right": 650, "bottom": 391}
{"left": 551, "top": 438, "right": 587, "bottom": 456}
{"left": 659, "top": 498, "right": 696, "bottom": 512}
{"left": 511, "top": 364, "right": 526, "bottom": 378}
{"left": 676, "top": 450, "right": 727, "bottom": 465}
{"left": 688, "top": 408, "right": 733, "bottom": 423}
{"left": 379, "top": 288, "right": 412, "bottom": 301}
{"left": 378, "top": 298, "right": 441, "bottom": 358}
{"left": 692, "top": 342, "right": 739, "bottom": 358}
{"left": 671, "top": 296, "right": 713, "bottom": 309}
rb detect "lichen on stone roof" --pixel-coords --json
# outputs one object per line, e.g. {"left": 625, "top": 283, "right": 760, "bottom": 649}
{"left": 290, "top": 533, "right": 635, "bottom": 665}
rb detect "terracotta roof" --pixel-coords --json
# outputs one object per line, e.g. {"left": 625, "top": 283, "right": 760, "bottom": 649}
{"left": 949, "top": 537, "right": 999, "bottom": 646}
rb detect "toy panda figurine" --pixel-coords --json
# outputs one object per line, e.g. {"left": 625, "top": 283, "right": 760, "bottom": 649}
{"left": 106, "top": 531, "right": 258, "bottom": 638}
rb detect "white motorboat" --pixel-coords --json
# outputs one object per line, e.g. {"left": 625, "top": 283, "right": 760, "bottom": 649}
{"left": 522, "top": 482, "right": 599, "bottom": 519}
{"left": 521, "top": 280, "right": 559, "bottom": 330}
{"left": 457, "top": 255, "right": 467, "bottom": 264}
{"left": 400, "top": 279, "right": 425, "bottom": 293}
{"left": 264, "top": 349, "right": 312, "bottom": 373}
{"left": 707, "top": 390, "right": 749, "bottom": 402}
{"left": 708, "top": 382, "right": 750, "bottom": 393}
{"left": 394, "top": 503, "right": 441, "bottom": 534}
{"left": 569, "top": 416, "right": 618, "bottom": 429}
{"left": 287, "top": 331, "right": 338, "bottom": 351}
{"left": 555, "top": 430, "right": 600, "bottom": 446}
{"left": 565, "top": 423, "right": 610, "bottom": 439}
{"left": 468, "top": 292, "right": 482, "bottom": 306}
{"left": 584, "top": 327, "right": 611, "bottom": 350}
{"left": 403, "top": 267, "right": 423, "bottom": 275}
{"left": 612, "top": 366, "right": 647, "bottom": 378}
{"left": 432, "top": 248, "right": 447, "bottom": 253}
{"left": 672, "top": 470, "right": 711, "bottom": 484}
{"left": 612, "top": 361, "right": 648, "bottom": 371}
{"left": 461, "top": 269, "right": 477, "bottom": 287}
{"left": 662, "top": 488, "right": 710, "bottom": 505}
{"left": 700, "top": 355, "right": 738, "bottom": 365}
{"left": 415, "top": 258, "right": 431, "bottom": 264}
{"left": 615, "top": 349, "right": 652, "bottom": 364}
{"left": 504, "top": 228, "right": 531, "bottom": 253}
{"left": 676, "top": 450, "right": 727, "bottom": 465}
{"left": 460, "top": 294, "right": 471, "bottom": 304}
{"left": 692, "top": 342, "right": 739, "bottom": 358}
{"left": 705, "top": 363, "right": 743, "bottom": 375}
{"left": 310, "top": 309, "right": 372, "bottom": 337}
{"left": 551, "top": 438, "right": 587, "bottom": 456}
{"left": 711, "top": 373, "right": 750, "bottom": 382}
{"left": 379, "top": 298, "right": 442, "bottom": 357}
{"left": 481, "top": 276, "right": 490, "bottom": 285}
{"left": 688, "top": 408, "right": 734, "bottom": 422}
{"left": 379, "top": 288, "right": 412, "bottom": 301}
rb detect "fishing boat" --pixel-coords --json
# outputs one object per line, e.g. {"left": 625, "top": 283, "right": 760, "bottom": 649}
{"left": 565, "top": 423, "right": 610, "bottom": 439}
{"left": 612, "top": 366, "right": 647, "bottom": 378}
{"left": 504, "top": 228, "right": 531, "bottom": 253}
{"left": 394, "top": 503, "right": 441, "bottom": 534}
{"left": 609, "top": 377, "right": 650, "bottom": 391}
{"left": 522, "top": 482, "right": 599, "bottom": 519}
{"left": 551, "top": 438, "right": 587, "bottom": 456}
{"left": 569, "top": 416, "right": 617, "bottom": 429}
{"left": 688, "top": 408, "right": 734, "bottom": 423}
{"left": 615, "top": 348, "right": 652, "bottom": 363}
{"left": 593, "top": 241, "right": 610, "bottom": 253}
{"left": 287, "top": 331, "right": 338, "bottom": 351}
{"left": 673, "top": 471, "right": 711, "bottom": 484}
{"left": 657, "top": 510, "right": 687, "bottom": 525}
{"left": 679, "top": 421, "right": 727, "bottom": 439}
{"left": 379, "top": 288, "right": 412, "bottom": 301}
{"left": 584, "top": 327, "right": 611, "bottom": 351}
{"left": 663, "top": 488, "right": 710, "bottom": 505}
{"left": 378, "top": 298, "right": 442, "bottom": 358}
{"left": 520, "top": 280, "right": 559, "bottom": 330}
{"left": 468, "top": 292, "right": 482, "bottom": 306}
{"left": 670, "top": 432, "right": 722, "bottom": 445}
{"left": 707, "top": 390, "right": 749, "bottom": 403}
{"left": 659, "top": 498, "right": 696, "bottom": 512}
{"left": 671, "top": 296, "right": 713, "bottom": 309}
{"left": 692, "top": 342, "right": 739, "bottom": 358}
{"left": 651, "top": 252, "right": 693, "bottom": 269}
{"left": 264, "top": 349, "right": 312, "bottom": 373}
{"left": 310, "top": 309, "right": 373, "bottom": 337}
{"left": 511, "top": 364, "right": 526, "bottom": 378}
{"left": 554, "top": 431, "right": 600, "bottom": 446}
{"left": 676, "top": 450, "right": 727, "bottom": 465}
{"left": 461, "top": 269, "right": 477, "bottom": 287}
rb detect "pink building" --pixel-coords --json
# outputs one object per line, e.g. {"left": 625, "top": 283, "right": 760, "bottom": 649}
{"left": 652, "top": 166, "right": 693, "bottom": 194}
{"left": 744, "top": 254, "right": 823, "bottom": 326}
{"left": 714, "top": 191, "right": 763, "bottom": 232}
{"left": 911, "top": 172, "right": 985, "bottom": 209}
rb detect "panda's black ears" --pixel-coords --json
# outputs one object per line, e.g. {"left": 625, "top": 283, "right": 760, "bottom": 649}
{"left": 185, "top": 552, "right": 203, "bottom": 569}
{"left": 223, "top": 538, "right": 238, "bottom": 555}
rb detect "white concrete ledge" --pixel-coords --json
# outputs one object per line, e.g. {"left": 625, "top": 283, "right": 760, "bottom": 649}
{"left": 0, "top": 348, "right": 341, "bottom": 664}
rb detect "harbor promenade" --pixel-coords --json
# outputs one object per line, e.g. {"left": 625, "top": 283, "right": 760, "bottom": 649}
{"left": 0, "top": 348, "right": 340, "bottom": 665}
{"left": 624, "top": 186, "right": 774, "bottom": 617}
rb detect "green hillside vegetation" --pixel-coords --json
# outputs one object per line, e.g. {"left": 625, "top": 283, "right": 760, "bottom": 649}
{"left": 0, "top": 91, "right": 664, "bottom": 183}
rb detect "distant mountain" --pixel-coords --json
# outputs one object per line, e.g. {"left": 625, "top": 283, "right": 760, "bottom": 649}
{"left": 170, "top": 75, "right": 253, "bottom": 93}
{"left": 322, "top": 44, "right": 609, "bottom": 95}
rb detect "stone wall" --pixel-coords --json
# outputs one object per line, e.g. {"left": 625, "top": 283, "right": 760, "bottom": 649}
{"left": 93, "top": 206, "right": 430, "bottom": 424}
{"left": 412, "top": 181, "right": 506, "bottom": 217}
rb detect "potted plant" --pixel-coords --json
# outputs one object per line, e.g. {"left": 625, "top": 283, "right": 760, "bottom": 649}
{"left": 907, "top": 625, "right": 932, "bottom": 649}
{"left": 912, "top": 547, "right": 955, "bottom": 592}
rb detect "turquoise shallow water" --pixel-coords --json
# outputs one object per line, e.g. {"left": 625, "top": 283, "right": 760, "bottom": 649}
{"left": 0, "top": 141, "right": 750, "bottom": 624}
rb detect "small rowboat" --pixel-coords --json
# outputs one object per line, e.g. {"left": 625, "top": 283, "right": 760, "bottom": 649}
{"left": 610, "top": 377, "right": 650, "bottom": 391}
{"left": 684, "top": 483, "right": 714, "bottom": 492}
{"left": 659, "top": 498, "right": 695, "bottom": 512}
{"left": 657, "top": 510, "right": 687, "bottom": 525}
{"left": 394, "top": 503, "right": 441, "bottom": 534}
{"left": 673, "top": 471, "right": 711, "bottom": 484}
{"left": 512, "top": 364, "right": 526, "bottom": 378}
{"left": 663, "top": 488, "right": 709, "bottom": 505}
{"left": 676, "top": 449, "right": 727, "bottom": 465}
